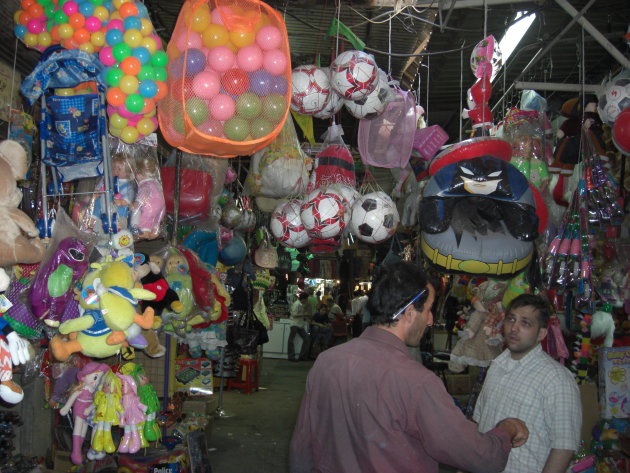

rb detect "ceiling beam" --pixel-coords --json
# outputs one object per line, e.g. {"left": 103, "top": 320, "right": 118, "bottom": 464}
{"left": 514, "top": 81, "right": 601, "bottom": 93}
{"left": 554, "top": 0, "right": 630, "bottom": 71}
{"left": 385, "top": 0, "right": 537, "bottom": 8}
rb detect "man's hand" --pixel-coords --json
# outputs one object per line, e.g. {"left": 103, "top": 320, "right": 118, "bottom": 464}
{"left": 496, "top": 418, "right": 529, "bottom": 447}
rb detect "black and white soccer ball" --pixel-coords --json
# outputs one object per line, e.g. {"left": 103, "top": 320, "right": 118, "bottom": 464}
{"left": 349, "top": 191, "right": 399, "bottom": 244}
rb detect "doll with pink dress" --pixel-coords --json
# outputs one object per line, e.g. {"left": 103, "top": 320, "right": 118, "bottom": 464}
{"left": 130, "top": 156, "right": 165, "bottom": 240}
{"left": 58, "top": 362, "right": 109, "bottom": 465}
{"left": 116, "top": 373, "right": 147, "bottom": 454}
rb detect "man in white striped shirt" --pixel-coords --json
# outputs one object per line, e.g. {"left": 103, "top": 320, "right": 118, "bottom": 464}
{"left": 474, "top": 294, "right": 582, "bottom": 473}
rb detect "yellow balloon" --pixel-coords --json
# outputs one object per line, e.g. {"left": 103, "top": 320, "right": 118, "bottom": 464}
{"left": 55, "top": 88, "right": 75, "bottom": 96}
{"left": 93, "top": 6, "right": 109, "bottom": 22}
{"left": 38, "top": 32, "right": 52, "bottom": 48}
{"left": 91, "top": 31, "right": 105, "bottom": 47}
{"left": 123, "top": 29, "right": 142, "bottom": 48}
{"left": 137, "top": 117, "right": 156, "bottom": 135}
{"left": 229, "top": 29, "right": 255, "bottom": 48}
{"left": 79, "top": 42, "right": 95, "bottom": 54}
{"left": 110, "top": 113, "right": 128, "bottom": 129}
{"left": 140, "top": 18, "right": 153, "bottom": 36}
{"left": 141, "top": 37, "right": 157, "bottom": 54}
{"left": 58, "top": 24, "right": 74, "bottom": 40}
{"left": 120, "top": 126, "right": 139, "bottom": 144}
{"left": 23, "top": 33, "right": 38, "bottom": 47}
{"left": 119, "top": 75, "right": 139, "bottom": 95}
{"left": 202, "top": 24, "right": 229, "bottom": 49}
{"left": 190, "top": 4, "right": 211, "bottom": 33}
{"left": 109, "top": 125, "right": 123, "bottom": 137}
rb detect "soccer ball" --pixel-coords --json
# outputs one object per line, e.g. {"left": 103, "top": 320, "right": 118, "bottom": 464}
{"left": 598, "top": 78, "right": 630, "bottom": 126}
{"left": 330, "top": 50, "right": 378, "bottom": 101}
{"left": 300, "top": 188, "right": 348, "bottom": 239}
{"left": 349, "top": 191, "right": 399, "bottom": 244}
{"left": 327, "top": 183, "right": 360, "bottom": 210}
{"left": 291, "top": 65, "right": 330, "bottom": 115}
{"left": 313, "top": 86, "right": 344, "bottom": 119}
{"left": 270, "top": 200, "right": 312, "bottom": 248}
{"left": 344, "top": 73, "right": 392, "bottom": 119}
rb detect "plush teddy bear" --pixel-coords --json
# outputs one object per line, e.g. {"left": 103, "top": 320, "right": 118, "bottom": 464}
{"left": 0, "top": 140, "right": 46, "bottom": 266}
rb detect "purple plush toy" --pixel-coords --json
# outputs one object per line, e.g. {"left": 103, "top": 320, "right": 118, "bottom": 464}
{"left": 28, "top": 237, "right": 89, "bottom": 328}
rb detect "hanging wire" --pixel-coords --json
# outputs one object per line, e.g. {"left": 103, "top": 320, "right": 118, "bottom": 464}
{"left": 459, "top": 42, "right": 464, "bottom": 142}
{"left": 334, "top": 0, "right": 342, "bottom": 59}
{"left": 426, "top": 55, "right": 430, "bottom": 123}
{"left": 7, "top": 38, "right": 20, "bottom": 136}
{"left": 483, "top": 0, "right": 488, "bottom": 38}
{"left": 388, "top": 11, "right": 392, "bottom": 75}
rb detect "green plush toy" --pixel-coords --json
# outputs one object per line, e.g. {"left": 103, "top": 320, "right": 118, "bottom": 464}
{"left": 50, "top": 261, "right": 156, "bottom": 361}
{"left": 162, "top": 249, "right": 195, "bottom": 336}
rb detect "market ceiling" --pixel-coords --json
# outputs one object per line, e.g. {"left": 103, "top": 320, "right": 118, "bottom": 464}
{"left": 1, "top": 0, "right": 628, "bottom": 142}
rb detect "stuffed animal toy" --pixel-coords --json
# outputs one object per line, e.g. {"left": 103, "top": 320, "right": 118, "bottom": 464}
{"left": 448, "top": 280, "right": 507, "bottom": 373}
{"left": 0, "top": 140, "right": 46, "bottom": 267}
{"left": 136, "top": 253, "right": 183, "bottom": 316}
{"left": 29, "top": 237, "right": 89, "bottom": 327}
{"left": 0, "top": 318, "right": 31, "bottom": 404}
{"left": 160, "top": 249, "right": 195, "bottom": 337}
{"left": 0, "top": 268, "right": 9, "bottom": 292}
{"left": 180, "top": 248, "right": 216, "bottom": 312}
{"left": 50, "top": 261, "right": 156, "bottom": 360}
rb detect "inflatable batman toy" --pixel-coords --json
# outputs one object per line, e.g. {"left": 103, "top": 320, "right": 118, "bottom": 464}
{"left": 419, "top": 137, "right": 547, "bottom": 277}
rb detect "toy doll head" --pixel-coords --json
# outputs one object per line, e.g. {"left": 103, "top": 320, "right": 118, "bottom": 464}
{"left": 117, "top": 373, "right": 138, "bottom": 395}
{"left": 120, "top": 362, "right": 149, "bottom": 386}
{"left": 100, "top": 370, "right": 121, "bottom": 395}
{"left": 77, "top": 362, "right": 109, "bottom": 391}
{"left": 165, "top": 249, "right": 189, "bottom": 275}
{"left": 134, "top": 156, "right": 159, "bottom": 181}
{"left": 112, "top": 153, "right": 133, "bottom": 180}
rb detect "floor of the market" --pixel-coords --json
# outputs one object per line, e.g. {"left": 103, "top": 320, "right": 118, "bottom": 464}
{"left": 208, "top": 357, "right": 459, "bottom": 473}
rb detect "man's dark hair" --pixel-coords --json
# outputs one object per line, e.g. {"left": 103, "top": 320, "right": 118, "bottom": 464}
{"left": 506, "top": 293, "right": 550, "bottom": 328}
{"left": 366, "top": 262, "right": 431, "bottom": 326}
{"left": 299, "top": 292, "right": 309, "bottom": 301}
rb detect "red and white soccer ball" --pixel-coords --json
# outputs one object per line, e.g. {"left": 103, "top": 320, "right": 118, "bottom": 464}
{"left": 344, "top": 69, "right": 393, "bottom": 119}
{"left": 291, "top": 65, "right": 331, "bottom": 115}
{"left": 327, "top": 183, "right": 360, "bottom": 210}
{"left": 330, "top": 50, "right": 378, "bottom": 101}
{"left": 313, "top": 76, "right": 344, "bottom": 119}
{"left": 270, "top": 200, "right": 312, "bottom": 249}
{"left": 349, "top": 191, "right": 399, "bottom": 244}
{"left": 300, "top": 188, "right": 348, "bottom": 239}
{"left": 597, "top": 78, "right": 630, "bottom": 126}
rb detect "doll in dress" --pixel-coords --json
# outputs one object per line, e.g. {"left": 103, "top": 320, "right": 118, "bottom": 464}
{"left": 91, "top": 370, "right": 123, "bottom": 456}
{"left": 130, "top": 156, "right": 165, "bottom": 240}
{"left": 116, "top": 373, "right": 147, "bottom": 454}
{"left": 59, "top": 362, "right": 109, "bottom": 465}
{"left": 120, "top": 362, "right": 161, "bottom": 444}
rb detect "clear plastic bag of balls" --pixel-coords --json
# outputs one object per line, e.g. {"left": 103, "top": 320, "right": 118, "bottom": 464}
{"left": 244, "top": 116, "right": 310, "bottom": 198}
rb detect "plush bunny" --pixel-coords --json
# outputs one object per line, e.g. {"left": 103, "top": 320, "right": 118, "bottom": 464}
{"left": 0, "top": 140, "right": 46, "bottom": 266}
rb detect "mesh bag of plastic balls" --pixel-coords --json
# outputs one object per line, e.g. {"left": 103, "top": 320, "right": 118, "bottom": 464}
{"left": 158, "top": 0, "right": 292, "bottom": 157}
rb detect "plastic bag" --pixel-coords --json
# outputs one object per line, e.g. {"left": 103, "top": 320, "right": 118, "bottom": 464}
{"left": 158, "top": 0, "right": 292, "bottom": 157}
{"left": 162, "top": 151, "right": 214, "bottom": 220}
{"left": 310, "top": 123, "right": 355, "bottom": 190}
{"left": 244, "top": 117, "right": 309, "bottom": 198}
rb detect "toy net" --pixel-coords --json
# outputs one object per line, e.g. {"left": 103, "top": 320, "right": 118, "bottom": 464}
{"left": 158, "top": 0, "right": 292, "bottom": 157}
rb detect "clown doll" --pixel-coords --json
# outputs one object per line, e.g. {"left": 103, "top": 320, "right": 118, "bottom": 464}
{"left": 116, "top": 373, "right": 147, "bottom": 454}
{"left": 59, "top": 362, "right": 109, "bottom": 465}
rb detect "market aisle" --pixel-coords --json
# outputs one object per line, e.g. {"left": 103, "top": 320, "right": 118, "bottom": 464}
{"left": 208, "top": 358, "right": 312, "bottom": 473}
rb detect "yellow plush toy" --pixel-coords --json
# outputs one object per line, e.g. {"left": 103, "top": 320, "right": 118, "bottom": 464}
{"left": 50, "top": 261, "right": 156, "bottom": 361}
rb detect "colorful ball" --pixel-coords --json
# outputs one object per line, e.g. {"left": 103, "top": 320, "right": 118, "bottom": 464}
{"left": 99, "top": 46, "right": 116, "bottom": 66}
{"left": 330, "top": 50, "right": 378, "bottom": 101}
{"left": 209, "top": 93, "right": 235, "bottom": 121}
{"left": 151, "top": 50, "right": 168, "bottom": 68}
{"left": 137, "top": 117, "right": 157, "bottom": 135}
{"left": 91, "top": 31, "right": 105, "bottom": 47}
{"left": 125, "top": 93, "right": 144, "bottom": 114}
{"left": 229, "top": 29, "right": 255, "bottom": 49}
{"left": 263, "top": 49, "right": 287, "bottom": 76}
{"left": 189, "top": 4, "right": 211, "bottom": 33}
{"left": 106, "top": 87, "right": 125, "bottom": 107}
{"left": 198, "top": 118, "right": 224, "bottom": 137}
{"left": 120, "top": 125, "right": 139, "bottom": 144}
{"left": 185, "top": 48, "right": 206, "bottom": 76}
{"left": 123, "top": 28, "right": 142, "bottom": 48}
{"left": 132, "top": 46, "right": 151, "bottom": 65}
{"left": 186, "top": 97, "right": 209, "bottom": 125}
{"left": 270, "top": 75, "right": 288, "bottom": 96}
{"left": 202, "top": 24, "right": 228, "bottom": 49}
{"left": 256, "top": 25, "right": 282, "bottom": 51}
{"left": 224, "top": 117, "right": 250, "bottom": 141}
{"left": 250, "top": 119, "right": 274, "bottom": 140}
{"left": 106, "top": 67, "right": 124, "bottom": 86}
{"left": 123, "top": 16, "right": 142, "bottom": 31}
{"left": 207, "top": 46, "right": 235, "bottom": 72}
{"left": 119, "top": 2, "right": 138, "bottom": 19}
{"left": 291, "top": 65, "right": 330, "bottom": 115}
{"left": 192, "top": 70, "right": 220, "bottom": 99}
{"left": 236, "top": 44, "right": 263, "bottom": 72}
{"left": 248, "top": 69, "right": 273, "bottom": 96}
{"left": 613, "top": 107, "right": 630, "bottom": 154}
{"left": 300, "top": 188, "right": 348, "bottom": 239}
{"left": 262, "top": 93, "right": 286, "bottom": 123}
{"left": 138, "top": 79, "right": 157, "bottom": 98}
{"left": 236, "top": 93, "right": 262, "bottom": 119}
{"left": 270, "top": 199, "right": 312, "bottom": 248}
{"left": 120, "top": 56, "right": 141, "bottom": 75}
{"left": 176, "top": 30, "right": 202, "bottom": 52}
{"left": 84, "top": 16, "right": 101, "bottom": 32}
{"left": 113, "top": 43, "right": 132, "bottom": 61}
{"left": 221, "top": 68, "right": 249, "bottom": 95}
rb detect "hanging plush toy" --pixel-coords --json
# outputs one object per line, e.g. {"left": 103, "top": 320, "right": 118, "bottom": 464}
{"left": 116, "top": 373, "right": 147, "bottom": 454}
{"left": 29, "top": 237, "right": 90, "bottom": 327}
{"left": 59, "top": 362, "right": 109, "bottom": 465}
{"left": 160, "top": 249, "right": 195, "bottom": 336}
{"left": 0, "top": 318, "right": 31, "bottom": 404}
{"left": 136, "top": 253, "right": 184, "bottom": 316}
{"left": 91, "top": 370, "right": 123, "bottom": 458}
{"left": 0, "top": 140, "right": 46, "bottom": 267}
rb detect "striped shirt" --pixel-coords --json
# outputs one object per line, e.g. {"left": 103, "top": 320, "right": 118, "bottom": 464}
{"left": 474, "top": 344, "right": 582, "bottom": 473}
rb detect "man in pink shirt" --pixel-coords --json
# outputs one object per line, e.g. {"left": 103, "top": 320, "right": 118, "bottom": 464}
{"left": 290, "top": 262, "right": 528, "bottom": 473}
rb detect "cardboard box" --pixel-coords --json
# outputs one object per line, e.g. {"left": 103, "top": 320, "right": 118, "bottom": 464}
{"left": 173, "top": 358, "right": 213, "bottom": 395}
{"left": 445, "top": 374, "right": 471, "bottom": 395}
{"left": 598, "top": 347, "right": 630, "bottom": 418}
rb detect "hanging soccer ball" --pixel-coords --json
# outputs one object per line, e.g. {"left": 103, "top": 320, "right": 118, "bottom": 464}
{"left": 291, "top": 65, "right": 331, "bottom": 115}
{"left": 597, "top": 78, "right": 630, "bottom": 126}
{"left": 327, "top": 183, "right": 360, "bottom": 210}
{"left": 313, "top": 82, "right": 344, "bottom": 119}
{"left": 330, "top": 50, "right": 378, "bottom": 101}
{"left": 344, "top": 73, "right": 392, "bottom": 119}
{"left": 300, "top": 188, "right": 348, "bottom": 239}
{"left": 270, "top": 200, "right": 312, "bottom": 249}
{"left": 349, "top": 191, "right": 399, "bottom": 244}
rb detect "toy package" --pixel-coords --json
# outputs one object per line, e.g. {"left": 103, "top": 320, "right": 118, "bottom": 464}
{"left": 598, "top": 347, "right": 630, "bottom": 418}
{"left": 173, "top": 357, "right": 213, "bottom": 396}
{"left": 127, "top": 145, "right": 165, "bottom": 241}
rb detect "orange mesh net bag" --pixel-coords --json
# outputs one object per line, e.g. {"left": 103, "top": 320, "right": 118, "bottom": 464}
{"left": 158, "top": 0, "right": 291, "bottom": 157}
